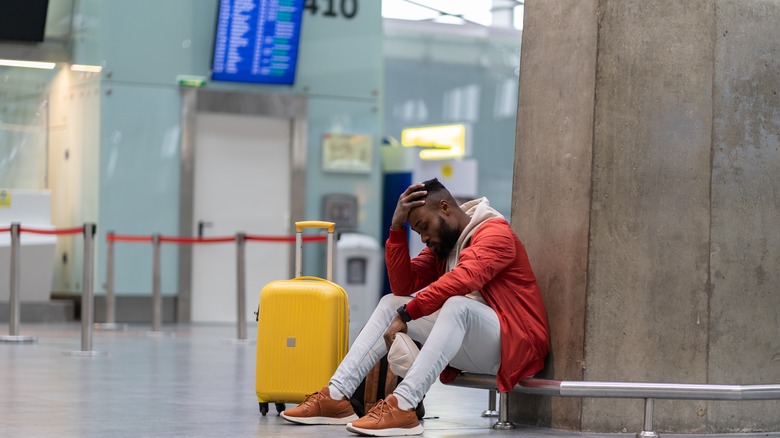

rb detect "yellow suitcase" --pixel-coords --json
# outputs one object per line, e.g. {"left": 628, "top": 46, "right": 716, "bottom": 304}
{"left": 256, "top": 221, "right": 349, "bottom": 416}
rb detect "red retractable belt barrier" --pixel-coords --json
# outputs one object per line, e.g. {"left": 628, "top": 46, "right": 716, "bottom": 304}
{"left": 18, "top": 226, "right": 84, "bottom": 236}
{"left": 106, "top": 233, "right": 152, "bottom": 243}
{"left": 3, "top": 223, "right": 98, "bottom": 349}
{"left": 160, "top": 236, "right": 235, "bottom": 244}
{"left": 106, "top": 233, "right": 327, "bottom": 244}
{"left": 245, "top": 234, "right": 327, "bottom": 243}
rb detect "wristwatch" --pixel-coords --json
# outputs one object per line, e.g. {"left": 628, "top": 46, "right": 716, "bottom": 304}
{"left": 396, "top": 304, "right": 412, "bottom": 323}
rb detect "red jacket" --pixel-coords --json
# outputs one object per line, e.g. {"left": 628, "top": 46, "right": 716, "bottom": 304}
{"left": 385, "top": 218, "right": 549, "bottom": 392}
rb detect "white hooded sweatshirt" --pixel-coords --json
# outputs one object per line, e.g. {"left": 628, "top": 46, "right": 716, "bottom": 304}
{"left": 447, "top": 197, "right": 504, "bottom": 303}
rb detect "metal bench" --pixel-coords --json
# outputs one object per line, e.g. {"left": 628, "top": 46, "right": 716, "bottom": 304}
{"left": 448, "top": 373, "right": 780, "bottom": 437}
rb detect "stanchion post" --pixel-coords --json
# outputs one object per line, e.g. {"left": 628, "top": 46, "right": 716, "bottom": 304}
{"left": 151, "top": 233, "right": 162, "bottom": 332}
{"left": 236, "top": 233, "right": 247, "bottom": 340}
{"left": 1, "top": 223, "right": 36, "bottom": 343}
{"left": 65, "top": 223, "right": 106, "bottom": 357}
{"left": 105, "top": 232, "right": 116, "bottom": 324}
{"left": 8, "top": 223, "right": 21, "bottom": 336}
{"left": 80, "top": 223, "right": 96, "bottom": 351}
{"left": 95, "top": 232, "right": 127, "bottom": 331}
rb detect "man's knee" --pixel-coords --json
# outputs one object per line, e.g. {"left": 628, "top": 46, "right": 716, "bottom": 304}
{"left": 377, "top": 293, "right": 410, "bottom": 310}
{"left": 441, "top": 295, "right": 476, "bottom": 319}
{"left": 439, "top": 296, "right": 472, "bottom": 317}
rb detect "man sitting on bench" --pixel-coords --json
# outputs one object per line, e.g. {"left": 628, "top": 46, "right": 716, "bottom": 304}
{"left": 282, "top": 178, "right": 550, "bottom": 436}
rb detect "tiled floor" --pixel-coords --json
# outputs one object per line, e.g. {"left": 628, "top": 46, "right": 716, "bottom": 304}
{"left": 1, "top": 323, "right": 777, "bottom": 438}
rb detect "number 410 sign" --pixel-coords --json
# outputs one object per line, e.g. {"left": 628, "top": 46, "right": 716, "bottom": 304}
{"left": 304, "top": 0, "right": 358, "bottom": 19}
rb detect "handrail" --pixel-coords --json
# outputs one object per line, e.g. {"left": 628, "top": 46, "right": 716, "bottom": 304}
{"left": 449, "top": 373, "right": 780, "bottom": 400}
{"left": 559, "top": 380, "right": 780, "bottom": 401}
{"left": 448, "top": 373, "right": 780, "bottom": 436}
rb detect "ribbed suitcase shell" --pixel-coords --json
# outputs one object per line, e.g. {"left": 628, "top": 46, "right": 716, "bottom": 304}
{"left": 256, "top": 222, "right": 349, "bottom": 404}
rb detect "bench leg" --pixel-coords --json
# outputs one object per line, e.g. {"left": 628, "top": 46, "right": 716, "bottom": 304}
{"left": 492, "top": 392, "right": 515, "bottom": 430}
{"left": 481, "top": 389, "right": 499, "bottom": 417}
{"left": 636, "top": 398, "right": 659, "bottom": 438}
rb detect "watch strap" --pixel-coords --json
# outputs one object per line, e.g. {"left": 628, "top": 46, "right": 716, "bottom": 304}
{"left": 396, "top": 304, "right": 412, "bottom": 323}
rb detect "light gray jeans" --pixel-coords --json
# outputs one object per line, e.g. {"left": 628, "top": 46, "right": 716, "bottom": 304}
{"left": 330, "top": 293, "right": 501, "bottom": 406}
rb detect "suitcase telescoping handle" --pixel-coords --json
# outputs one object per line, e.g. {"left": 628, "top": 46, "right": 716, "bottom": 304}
{"left": 294, "top": 221, "right": 336, "bottom": 281}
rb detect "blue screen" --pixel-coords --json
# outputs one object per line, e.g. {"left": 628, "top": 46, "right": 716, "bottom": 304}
{"left": 211, "top": 0, "right": 304, "bottom": 85}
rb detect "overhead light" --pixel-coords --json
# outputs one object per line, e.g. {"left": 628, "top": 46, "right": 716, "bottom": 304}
{"left": 401, "top": 124, "right": 469, "bottom": 160}
{"left": 0, "top": 59, "right": 56, "bottom": 69}
{"left": 71, "top": 64, "right": 103, "bottom": 73}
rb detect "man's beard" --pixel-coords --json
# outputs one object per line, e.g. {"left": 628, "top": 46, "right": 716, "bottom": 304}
{"left": 432, "top": 216, "right": 460, "bottom": 259}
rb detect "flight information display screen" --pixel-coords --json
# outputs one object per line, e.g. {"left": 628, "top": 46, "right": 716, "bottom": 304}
{"left": 211, "top": 0, "right": 304, "bottom": 85}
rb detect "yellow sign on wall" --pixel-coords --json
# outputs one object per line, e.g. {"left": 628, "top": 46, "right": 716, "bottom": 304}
{"left": 401, "top": 124, "right": 468, "bottom": 160}
{"left": 0, "top": 190, "right": 10, "bottom": 208}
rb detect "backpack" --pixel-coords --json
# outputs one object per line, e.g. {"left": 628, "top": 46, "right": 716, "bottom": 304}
{"left": 349, "top": 353, "right": 425, "bottom": 419}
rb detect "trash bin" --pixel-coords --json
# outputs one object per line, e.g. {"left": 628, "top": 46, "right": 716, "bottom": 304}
{"left": 336, "top": 232, "right": 382, "bottom": 345}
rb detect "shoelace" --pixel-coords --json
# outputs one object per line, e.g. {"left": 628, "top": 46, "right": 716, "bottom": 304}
{"left": 301, "top": 391, "right": 324, "bottom": 407}
{"left": 365, "top": 398, "right": 391, "bottom": 422}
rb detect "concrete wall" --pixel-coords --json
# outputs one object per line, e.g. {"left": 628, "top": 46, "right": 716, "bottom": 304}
{"left": 510, "top": 0, "right": 598, "bottom": 430}
{"left": 708, "top": 0, "right": 780, "bottom": 431}
{"left": 584, "top": 0, "right": 714, "bottom": 432}
{"left": 512, "top": 0, "right": 780, "bottom": 433}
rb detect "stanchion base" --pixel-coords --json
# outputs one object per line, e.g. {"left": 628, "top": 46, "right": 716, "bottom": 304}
{"left": 94, "top": 323, "right": 130, "bottom": 331}
{"left": 481, "top": 409, "right": 499, "bottom": 417}
{"left": 1, "top": 335, "right": 37, "bottom": 343}
{"left": 636, "top": 431, "right": 659, "bottom": 438}
{"left": 492, "top": 421, "right": 516, "bottom": 430}
{"left": 145, "top": 331, "right": 175, "bottom": 338}
{"left": 64, "top": 350, "right": 110, "bottom": 358}
{"left": 225, "top": 338, "right": 256, "bottom": 346}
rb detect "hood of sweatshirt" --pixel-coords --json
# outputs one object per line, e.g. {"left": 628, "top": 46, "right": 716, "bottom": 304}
{"left": 446, "top": 197, "right": 504, "bottom": 272}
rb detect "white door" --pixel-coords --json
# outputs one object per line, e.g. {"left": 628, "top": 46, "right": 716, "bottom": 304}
{"left": 191, "top": 113, "right": 291, "bottom": 323}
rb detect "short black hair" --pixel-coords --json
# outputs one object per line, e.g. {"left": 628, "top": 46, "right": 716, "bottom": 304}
{"left": 412, "top": 178, "right": 454, "bottom": 207}
{"left": 420, "top": 177, "right": 446, "bottom": 193}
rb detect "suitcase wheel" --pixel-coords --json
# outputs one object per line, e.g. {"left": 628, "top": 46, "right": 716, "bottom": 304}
{"left": 259, "top": 402, "right": 269, "bottom": 416}
{"left": 275, "top": 403, "right": 286, "bottom": 415}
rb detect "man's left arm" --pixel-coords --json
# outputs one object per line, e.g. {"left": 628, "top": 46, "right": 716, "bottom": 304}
{"left": 404, "top": 225, "right": 516, "bottom": 320}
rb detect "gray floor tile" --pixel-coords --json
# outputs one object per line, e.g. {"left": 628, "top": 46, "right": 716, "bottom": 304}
{"left": 0, "top": 323, "right": 777, "bottom": 438}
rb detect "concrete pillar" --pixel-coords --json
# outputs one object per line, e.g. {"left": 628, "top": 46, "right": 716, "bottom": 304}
{"left": 510, "top": 0, "right": 780, "bottom": 433}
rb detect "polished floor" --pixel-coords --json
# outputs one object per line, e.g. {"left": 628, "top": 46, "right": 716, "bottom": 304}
{"left": 1, "top": 323, "right": 777, "bottom": 438}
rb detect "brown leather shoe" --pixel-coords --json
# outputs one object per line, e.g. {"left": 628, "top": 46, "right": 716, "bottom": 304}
{"left": 346, "top": 394, "right": 424, "bottom": 436}
{"left": 280, "top": 387, "right": 358, "bottom": 425}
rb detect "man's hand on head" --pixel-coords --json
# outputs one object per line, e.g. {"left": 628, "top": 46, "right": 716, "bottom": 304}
{"left": 391, "top": 183, "right": 427, "bottom": 230}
